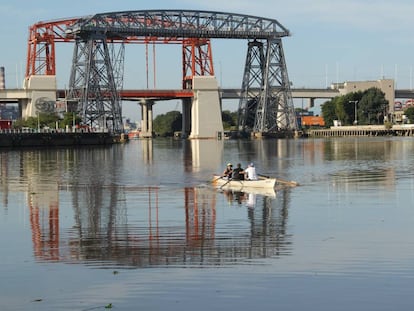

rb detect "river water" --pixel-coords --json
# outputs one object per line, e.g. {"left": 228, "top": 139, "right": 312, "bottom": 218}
{"left": 1, "top": 137, "right": 414, "bottom": 310}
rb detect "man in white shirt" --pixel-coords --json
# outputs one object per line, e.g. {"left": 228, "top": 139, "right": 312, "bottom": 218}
{"left": 245, "top": 162, "right": 258, "bottom": 180}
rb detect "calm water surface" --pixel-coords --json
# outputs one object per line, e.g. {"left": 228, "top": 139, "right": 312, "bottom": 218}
{"left": 1, "top": 137, "right": 414, "bottom": 310}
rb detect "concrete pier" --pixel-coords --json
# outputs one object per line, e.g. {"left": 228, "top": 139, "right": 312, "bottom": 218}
{"left": 0, "top": 131, "right": 118, "bottom": 148}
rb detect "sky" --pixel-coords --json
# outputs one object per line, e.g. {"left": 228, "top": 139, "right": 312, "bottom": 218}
{"left": 1, "top": 0, "right": 414, "bottom": 120}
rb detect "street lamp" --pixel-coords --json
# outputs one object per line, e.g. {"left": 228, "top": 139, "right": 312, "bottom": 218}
{"left": 349, "top": 100, "right": 358, "bottom": 125}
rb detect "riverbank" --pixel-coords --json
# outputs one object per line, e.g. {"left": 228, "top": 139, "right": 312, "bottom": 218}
{"left": 306, "top": 124, "right": 414, "bottom": 137}
{"left": 0, "top": 131, "right": 126, "bottom": 148}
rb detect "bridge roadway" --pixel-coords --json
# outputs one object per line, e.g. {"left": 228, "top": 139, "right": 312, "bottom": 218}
{"left": 107, "top": 88, "right": 414, "bottom": 101}
{"left": 1, "top": 87, "right": 414, "bottom": 103}
{"left": 115, "top": 88, "right": 342, "bottom": 100}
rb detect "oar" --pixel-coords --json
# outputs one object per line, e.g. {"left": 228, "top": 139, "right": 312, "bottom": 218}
{"left": 212, "top": 175, "right": 223, "bottom": 183}
{"left": 258, "top": 174, "right": 299, "bottom": 187}
{"left": 276, "top": 178, "right": 299, "bottom": 187}
{"left": 220, "top": 178, "right": 232, "bottom": 189}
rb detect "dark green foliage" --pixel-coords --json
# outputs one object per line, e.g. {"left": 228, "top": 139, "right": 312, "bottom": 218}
{"left": 357, "top": 88, "right": 388, "bottom": 125}
{"left": 13, "top": 113, "right": 59, "bottom": 129}
{"left": 59, "top": 112, "right": 82, "bottom": 128}
{"left": 153, "top": 110, "right": 238, "bottom": 136}
{"left": 222, "top": 110, "right": 237, "bottom": 130}
{"left": 405, "top": 107, "right": 414, "bottom": 123}
{"left": 153, "top": 110, "right": 182, "bottom": 136}
{"left": 13, "top": 112, "right": 82, "bottom": 130}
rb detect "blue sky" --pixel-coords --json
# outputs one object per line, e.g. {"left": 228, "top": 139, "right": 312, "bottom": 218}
{"left": 1, "top": 0, "right": 413, "bottom": 119}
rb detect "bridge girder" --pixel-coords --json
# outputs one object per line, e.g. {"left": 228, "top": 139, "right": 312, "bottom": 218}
{"left": 66, "top": 10, "right": 290, "bottom": 40}
{"left": 26, "top": 10, "right": 290, "bottom": 78}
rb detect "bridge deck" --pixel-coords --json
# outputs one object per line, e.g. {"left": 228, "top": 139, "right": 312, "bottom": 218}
{"left": 2, "top": 88, "right": 414, "bottom": 102}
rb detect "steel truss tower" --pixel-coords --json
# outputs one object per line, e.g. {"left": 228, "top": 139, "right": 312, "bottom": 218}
{"left": 182, "top": 38, "right": 214, "bottom": 89}
{"left": 67, "top": 37, "right": 124, "bottom": 133}
{"left": 238, "top": 38, "right": 297, "bottom": 135}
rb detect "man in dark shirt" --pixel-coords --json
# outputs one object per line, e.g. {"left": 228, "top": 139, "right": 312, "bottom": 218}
{"left": 232, "top": 163, "right": 245, "bottom": 180}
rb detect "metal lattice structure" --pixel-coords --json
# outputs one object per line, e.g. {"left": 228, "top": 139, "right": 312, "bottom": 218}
{"left": 238, "top": 38, "right": 297, "bottom": 135}
{"left": 238, "top": 40, "right": 265, "bottom": 131}
{"left": 26, "top": 10, "right": 297, "bottom": 134}
{"left": 67, "top": 38, "right": 123, "bottom": 133}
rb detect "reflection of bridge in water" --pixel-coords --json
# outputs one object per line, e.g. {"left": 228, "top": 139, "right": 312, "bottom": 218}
{"left": 28, "top": 184, "right": 292, "bottom": 267}
{"left": 0, "top": 144, "right": 293, "bottom": 267}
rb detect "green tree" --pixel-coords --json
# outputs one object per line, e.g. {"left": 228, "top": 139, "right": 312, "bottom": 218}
{"left": 13, "top": 113, "right": 60, "bottom": 130}
{"left": 153, "top": 111, "right": 182, "bottom": 136}
{"left": 59, "top": 112, "right": 82, "bottom": 128}
{"left": 321, "top": 99, "right": 337, "bottom": 127}
{"left": 321, "top": 95, "right": 356, "bottom": 126}
{"left": 405, "top": 107, "right": 414, "bottom": 123}
{"left": 357, "top": 88, "right": 388, "bottom": 125}
{"left": 222, "top": 110, "right": 237, "bottom": 130}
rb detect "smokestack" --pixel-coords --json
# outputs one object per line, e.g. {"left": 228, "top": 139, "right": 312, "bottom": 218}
{"left": 0, "top": 67, "right": 5, "bottom": 89}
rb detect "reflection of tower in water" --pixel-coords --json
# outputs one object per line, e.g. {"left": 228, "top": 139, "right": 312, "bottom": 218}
{"left": 0, "top": 152, "right": 9, "bottom": 207}
{"left": 24, "top": 147, "right": 127, "bottom": 262}
{"left": 23, "top": 151, "right": 62, "bottom": 261}
{"left": 69, "top": 149, "right": 127, "bottom": 261}
{"left": 185, "top": 187, "right": 216, "bottom": 244}
{"left": 29, "top": 194, "right": 59, "bottom": 261}
{"left": 247, "top": 188, "right": 291, "bottom": 258}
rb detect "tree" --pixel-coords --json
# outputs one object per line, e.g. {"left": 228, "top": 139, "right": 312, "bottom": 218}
{"left": 60, "top": 112, "right": 82, "bottom": 128}
{"left": 222, "top": 110, "right": 237, "bottom": 130}
{"left": 321, "top": 99, "right": 337, "bottom": 127}
{"left": 13, "top": 113, "right": 60, "bottom": 129}
{"left": 357, "top": 88, "right": 388, "bottom": 125}
{"left": 153, "top": 111, "right": 182, "bottom": 136}
{"left": 405, "top": 107, "right": 414, "bottom": 123}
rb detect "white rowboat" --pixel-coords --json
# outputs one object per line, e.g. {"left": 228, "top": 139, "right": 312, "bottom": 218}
{"left": 212, "top": 175, "right": 276, "bottom": 189}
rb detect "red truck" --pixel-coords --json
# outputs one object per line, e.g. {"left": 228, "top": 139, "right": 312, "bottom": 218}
{"left": 0, "top": 120, "right": 12, "bottom": 130}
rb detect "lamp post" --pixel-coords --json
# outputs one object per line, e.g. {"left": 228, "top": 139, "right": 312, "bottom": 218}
{"left": 37, "top": 112, "right": 40, "bottom": 132}
{"left": 349, "top": 100, "right": 358, "bottom": 125}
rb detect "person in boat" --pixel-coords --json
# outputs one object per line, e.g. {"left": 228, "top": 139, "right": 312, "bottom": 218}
{"left": 244, "top": 162, "right": 258, "bottom": 180}
{"left": 222, "top": 163, "right": 233, "bottom": 179}
{"left": 232, "top": 163, "right": 245, "bottom": 180}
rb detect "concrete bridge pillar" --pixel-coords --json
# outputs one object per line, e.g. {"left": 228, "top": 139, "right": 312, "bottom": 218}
{"left": 140, "top": 99, "right": 154, "bottom": 138}
{"left": 181, "top": 98, "right": 192, "bottom": 138}
{"left": 189, "top": 76, "right": 223, "bottom": 139}
{"left": 22, "top": 75, "right": 57, "bottom": 119}
{"left": 308, "top": 98, "right": 315, "bottom": 108}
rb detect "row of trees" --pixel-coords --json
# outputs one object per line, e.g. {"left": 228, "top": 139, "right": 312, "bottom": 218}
{"left": 12, "top": 109, "right": 238, "bottom": 137}
{"left": 13, "top": 112, "right": 81, "bottom": 129}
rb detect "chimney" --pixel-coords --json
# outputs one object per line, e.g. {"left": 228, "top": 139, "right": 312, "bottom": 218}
{"left": 0, "top": 67, "right": 5, "bottom": 89}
